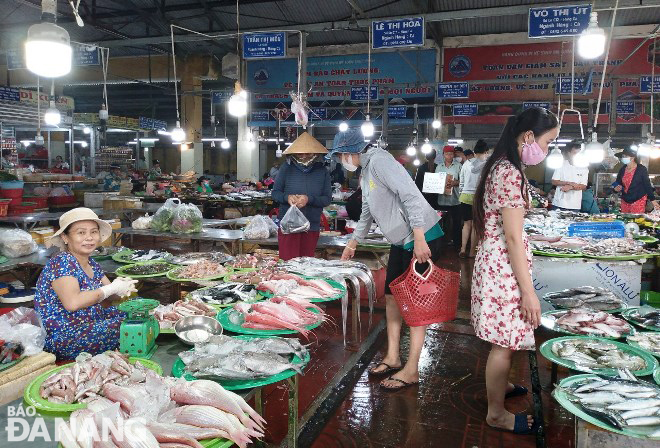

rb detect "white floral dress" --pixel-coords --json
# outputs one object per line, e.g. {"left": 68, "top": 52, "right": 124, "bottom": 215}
{"left": 471, "top": 160, "right": 535, "bottom": 351}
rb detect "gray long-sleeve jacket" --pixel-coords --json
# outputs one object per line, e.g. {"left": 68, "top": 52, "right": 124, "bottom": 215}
{"left": 353, "top": 147, "right": 440, "bottom": 245}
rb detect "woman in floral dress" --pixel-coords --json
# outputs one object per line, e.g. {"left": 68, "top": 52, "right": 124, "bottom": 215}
{"left": 471, "top": 107, "right": 559, "bottom": 434}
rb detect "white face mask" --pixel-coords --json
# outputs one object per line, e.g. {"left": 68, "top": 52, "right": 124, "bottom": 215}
{"left": 341, "top": 154, "right": 358, "bottom": 172}
{"left": 621, "top": 157, "right": 631, "bottom": 165}
{"left": 453, "top": 157, "right": 462, "bottom": 163}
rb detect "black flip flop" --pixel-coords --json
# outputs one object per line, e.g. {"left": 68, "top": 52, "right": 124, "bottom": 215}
{"left": 380, "top": 376, "right": 419, "bottom": 391}
{"left": 505, "top": 384, "right": 528, "bottom": 399}
{"left": 491, "top": 413, "right": 535, "bottom": 435}
{"left": 368, "top": 362, "right": 401, "bottom": 377}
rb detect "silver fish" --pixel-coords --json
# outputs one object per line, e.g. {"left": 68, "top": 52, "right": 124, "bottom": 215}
{"left": 625, "top": 417, "right": 660, "bottom": 426}
{"left": 620, "top": 407, "right": 660, "bottom": 420}
{"left": 608, "top": 399, "right": 660, "bottom": 411}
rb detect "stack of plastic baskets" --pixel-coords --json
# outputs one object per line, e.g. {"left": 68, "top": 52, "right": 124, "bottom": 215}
{"left": 567, "top": 221, "right": 626, "bottom": 239}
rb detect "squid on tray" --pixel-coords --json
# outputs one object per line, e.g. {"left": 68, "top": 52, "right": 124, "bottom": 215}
{"left": 58, "top": 373, "right": 265, "bottom": 448}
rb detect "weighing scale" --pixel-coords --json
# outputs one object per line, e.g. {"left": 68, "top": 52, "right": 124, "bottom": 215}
{"left": 117, "top": 298, "right": 160, "bottom": 358}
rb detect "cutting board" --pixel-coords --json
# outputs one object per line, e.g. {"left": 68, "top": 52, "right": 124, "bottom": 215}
{"left": 0, "top": 352, "right": 56, "bottom": 387}
{"left": 0, "top": 364, "right": 55, "bottom": 406}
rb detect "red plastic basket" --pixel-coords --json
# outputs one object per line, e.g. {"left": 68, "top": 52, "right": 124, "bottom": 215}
{"left": 23, "top": 196, "right": 48, "bottom": 209}
{"left": 8, "top": 202, "right": 37, "bottom": 216}
{"left": 0, "top": 199, "right": 11, "bottom": 217}
{"left": 0, "top": 188, "right": 24, "bottom": 199}
{"left": 389, "top": 260, "right": 460, "bottom": 326}
{"left": 48, "top": 195, "right": 76, "bottom": 206}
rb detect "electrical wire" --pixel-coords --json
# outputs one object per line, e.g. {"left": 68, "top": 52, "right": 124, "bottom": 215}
{"left": 236, "top": 0, "right": 240, "bottom": 84}
{"left": 170, "top": 25, "right": 180, "bottom": 122}
{"left": 36, "top": 75, "right": 41, "bottom": 134}
{"left": 367, "top": 27, "right": 371, "bottom": 115}
{"left": 593, "top": 0, "right": 618, "bottom": 130}
{"left": 651, "top": 33, "right": 656, "bottom": 135}
{"left": 101, "top": 47, "right": 109, "bottom": 111}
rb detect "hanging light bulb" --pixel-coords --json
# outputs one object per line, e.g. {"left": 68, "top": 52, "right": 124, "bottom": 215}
{"left": 421, "top": 139, "right": 432, "bottom": 155}
{"left": 431, "top": 119, "right": 441, "bottom": 129}
{"left": 44, "top": 101, "right": 61, "bottom": 126}
{"left": 413, "top": 159, "right": 420, "bottom": 166}
{"left": 338, "top": 122, "right": 349, "bottom": 132}
{"left": 361, "top": 115, "right": 374, "bottom": 138}
{"left": 584, "top": 141, "right": 604, "bottom": 163}
{"left": 406, "top": 145, "right": 417, "bottom": 156}
{"left": 25, "top": 22, "right": 72, "bottom": 78}
{"left": 99, "top": 104, "right": 108, "bottom": 121}
{"left": 276, "top": 148, "right": 283, "bottom": 158}
{"left": 83, "top": 126, "right": 91, "bottom": 134}
{"left": 546, "top": 144, "right": 564, "bottom": 169}
{"left": 650, "top": 146, "right": 660, "bottom": 160}
{"left": 171, "top": 121, "right": 186, "bottom": 143}
{"left": 228, "top": 82, "right": 248, "bottom": 117}
{"left": 210, "top": 140, "right": 216, "bottom": 148}
{"left": 578, "top": 12, "right": 606, "bottom": 59}
{"left": 637, "top": 142, "right": 654, "bottom": 157}
{"left": 573, "top": 144, "right": 590, "bottom": 168}
{"left": 221, "top": 139, "right": 230, "bottom": 149}
{"left": 34, "top": 133, "right": 44, "bottom": 146}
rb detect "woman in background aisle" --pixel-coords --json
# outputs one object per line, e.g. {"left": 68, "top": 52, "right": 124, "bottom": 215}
{"left": 472, "top": 107, "right": 559, "bottom": 434}
{"left": 551, "top": 141, "right": 588, "bottom": 212}
{"left": 414, "top": 148, "right": 438, "bottom": 209}
{"left": 458, "top": 139, "right": 489, "bottom": 258}
{"left": 272, "top": 132, "right": 332, "bottom": 261}
{"left": 613, "top": 148, "right": 659, "bottom": 213}
{"left": 436, "top": 146, "right": 462, "bottom": 246}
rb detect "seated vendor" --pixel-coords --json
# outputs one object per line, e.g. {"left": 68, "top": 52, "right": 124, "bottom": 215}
{"left": 196, "top": 176, "right": 213, "bottom": 194}
{"left": 148, "top": 160, "right": 162, "bottom": 180}
{"left": 35, "top": 208, "right": 137, "bottom": 360}
{"left": 103, "top": 165, "right": 122, "bottom": 191}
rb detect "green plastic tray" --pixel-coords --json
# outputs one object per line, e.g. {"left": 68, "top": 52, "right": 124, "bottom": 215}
{"left": 165, "top": 265, "right": 231, "bottom": 283}
{"left": 539, "top": 335, "right": 658, "bottom": 376}
{"left": 626, "top": 333, "right": 660, "bottom": 359}
{"left": 542, "top": 296, "right": 629, "bottom": 314}
{"left": 553, "top": 374, "right": 660, "bottom": 440}
{"left": 622, "top": 307, "right": 660, "bottom": 332}
{"left": 24, "top": 357, "right": 162, "bottom": 416}
{"left": 115, "top": 261, "right": 175, "bottom": 279}
{"left": 216, "top": 307, "right": 323, "bottom": 336}
{"left": 259, "top": 276, "right": 346, "bottom": 303}
{"left": 532, "top": 250, "right": 585, "bottom": 258}
{"left": 635, "top": 235, "right": 659, "bottom": 244}
{"left": 185, "top": 286, "right": 266, "bottom": 309}
{"left": 541, "top": 310, "right": 635, "bottom": 339}
{"left": 655, "top": 367, "right": 660, "bottom": 386}
{"left": 583, "top": 253, "right": 658, "bottom": 261}
{"left": 0, "top": 357, "right": 24, "bottom": 373}
{"left": 171, "top": 335, "right": 310, "bottom": 390}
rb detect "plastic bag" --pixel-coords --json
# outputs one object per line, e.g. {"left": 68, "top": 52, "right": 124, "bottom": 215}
{"left": 0, "top": 229, "right": 38, "bottom": 258}
{"left": 280, "top": 205, "right": 310, "bottom": 234}
{"left": 150, "top": 198, "right": 181, "bottom": 232}
{"left": 244, "top": 215, "right": 271, "bottom": 239}
{"left": 0, "top": 307, "right": 46, "bottom": 356}
{"left": 265, "top": 216, "right": 278, "bottom": 236}
{"left": 131, "top": 214, "right": 152, "bottom": 230}
{"left": 49, "top": 186, "right": 73, "bottom": 197}
{"left": 170, "top": 203, "right": 203, "bottom": 234}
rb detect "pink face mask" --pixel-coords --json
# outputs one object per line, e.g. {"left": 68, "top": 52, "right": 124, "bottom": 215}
{"left": 521, "top": 139, "right": 546, "bottom": 166}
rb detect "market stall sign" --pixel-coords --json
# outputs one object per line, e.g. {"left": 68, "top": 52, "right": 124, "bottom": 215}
{"left": 452, "top": 103, "right": 478, "bottom": 116}
{"left": 250, "top": 110, "right": 272, "bottom": 121}
{"left": 211, "top": 91, "right": 232, "bottom": 104}
{"left": 0, "top": 86, "right": 20, "bottom": 102}
{"left": 604, "top": 101, "right": 635, "bottom": 115}
{"left": 640, "top": 75, "right": 660, "bottom": 94}
{"left": 422, "top": 172, "right": 447, "bottom": 194}
{"left": 350, "top": 86, "right": 378, "bottom": 101}
{"left": 5, "top": 87, "right": 75, "bottom": 110}
{"left": 523, "top": 101, "right": 551, "bottom": 110}
{"left": 528, "top": 4, "right": 591, "bottom": 38}
{"left": 310, "top": 108, "right": 327, "bottom": 120}
{"left": 555, "top": 76, "right": 593, "bottom": 94}
{"left": 139, "top": 117, "right": 167, "bottom": 131}
{"left": 437, "top": 82, "right": 469, "bottom": 99}
{"left": 388, "top": 105, "right": 407, "bottom": 118}
{"left": 372, "top": 17, "right": 425, "bottom": 49}
{"left": 6, "top": 43, "right": 100, "bottom": 69}
{"left": 243, "top": 32, "right": 286, "bottom": 59}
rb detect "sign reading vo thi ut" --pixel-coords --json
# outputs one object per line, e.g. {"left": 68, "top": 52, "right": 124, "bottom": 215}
{"left": 528, "top": 4, "right": 592, "bottom": 38}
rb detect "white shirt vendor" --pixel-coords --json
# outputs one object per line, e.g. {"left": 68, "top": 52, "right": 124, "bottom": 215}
{"left": 552, "top": 160, "right": 588, "bottom": 211}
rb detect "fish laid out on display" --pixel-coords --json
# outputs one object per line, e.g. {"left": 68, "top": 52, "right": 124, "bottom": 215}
{"left": 170, "top": 251, "right": 234, "bottom": 265}
{"left": 188, "top": 283, "right": 260, "bottom": 306}
{"left": 627, "top": 307, "right": 660, "bottom": 329}
{"left": 39, "top": 351, "right": 151, "bottom": 404}
{"left": 224, "top": 267, "right": 288, "bottom": 285}
{"left": 551, "top": 339, "right": 647, "bottom": 371}
{"left": 582, "top": 238, "right": 653, "bottom": 257}
{"left": 227, "top": 253, "right": 280, "bottom": 269}
{"left": 152, "top": 299, "right": 217, "bottom": 330}
{"left": 122, "top": 262, "right": 173, "bottom": 276}
{"left": 231, "top": 297, "right": 327, "bottom": 337}
{"left": 531, "top": 242, "right": 584, "bottom": 255}
{"left": 170, "top": 260, "right": 228, "bottom": 279}
{"left": 544, "top": 287, "right": 627, "bottom": 311}
{"left": 628, "top": 333, "right": 660, "bottom": 356}
{"left": 124, "top": 249, "right": 173, "bottom": 262}
{"left": 179, "top": 334, "right": 308, "bottom": 380}
{"left": 558, "top": 373, "right": 660, "bottom": 439}
{"left": 257, "top": 273, "right": 341, "bottom": 299}
{"left": 551, "top": 308, "right": 632, "bottom": 338}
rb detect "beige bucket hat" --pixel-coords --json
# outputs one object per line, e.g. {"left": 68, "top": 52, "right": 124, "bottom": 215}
{"left": 46, "top": 207, "right": 112, "bottom": 250}
{"left": 282, "top": 132, "right": 328, "bottom": 155}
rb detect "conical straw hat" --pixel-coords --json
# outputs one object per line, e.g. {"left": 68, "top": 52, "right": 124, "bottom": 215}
{"left": 282, "top": 132, "right": 328, "bottom": 155}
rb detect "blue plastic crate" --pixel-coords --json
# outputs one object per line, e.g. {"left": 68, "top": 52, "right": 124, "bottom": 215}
{"left": 567, "top": 220, "right": 626, "bottom": 239}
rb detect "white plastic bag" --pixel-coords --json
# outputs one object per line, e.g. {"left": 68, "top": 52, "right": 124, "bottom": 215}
{"left": 244, "top": 215, "right": 271, "bottom": 239}
{"left": 280, "top": 205, "right": 310, "bottom": 234}
{"left": 0, "top": 229, "right": 38, "bottom": 258}
{"left": 150, "top": 198, "right": 181, "bottom": 232}
{"left": 265, "top": 216, "right": 278, "bottom": 236}
{"left": 131, "top": 214, "right": 152, "bottom": 230}
{"left": 171, "top": 203, "right": 203, "bottom": 234}
{"left": 0, "top": 307, "right": 46, "bottom": 356}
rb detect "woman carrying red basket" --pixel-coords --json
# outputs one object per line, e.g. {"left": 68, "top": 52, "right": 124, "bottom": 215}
{"left": 332, "top": 128, "right": 443, "bottom": 391}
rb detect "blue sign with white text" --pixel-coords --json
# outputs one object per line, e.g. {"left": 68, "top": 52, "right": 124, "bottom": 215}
{"left": 604, "top": 101, "right": 635, "bottom": 115}
{"left": 372, "top": 17, "right": 425, "bottom": 49}
{"left": 0, "top": 86, "right": 20, "bottom": 102}
{"left": 453, "top": 103, "right": 478, "bottom": 116}
{"left": 528, "top": 4, "right": 591, "bottom": 38}
{"left": 350, "top": 86, "right": 378, "bottom": 101}
{"left": 640, "top": 76, "right": 660, "bottom": 93}
{"left": 211, "top": 91, "right": 232, "bottom": 104}
{"left": 523, "top": 102, "right": 551, "bottom": 110}
{"left": 555, "top": 77, "right": 592, "bottom": 94}
{"left": 310, "top": 108, "right": 327, "bottom": 120}
{"left": 139, "top": 117, "right": 167, "bottom": 130}
{"left": 243, "top": 32, "right": 286, "bottom": 59}
{"left": 388, "top": 106, "right": 407, "bottom": 118}
{"left": 438, "top": 82, "right": 469, "bottom": 99}
{"left": 250, "top": 111, "right": 272, "bottom": 121}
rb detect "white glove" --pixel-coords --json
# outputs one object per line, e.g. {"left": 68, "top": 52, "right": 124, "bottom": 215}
{"left": 100, "top": 277, "right": 138, "bottom": 300}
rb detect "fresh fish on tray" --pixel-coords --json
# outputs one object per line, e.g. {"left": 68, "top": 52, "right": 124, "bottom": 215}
{"left": 257, "top": 273, "right": 342, "bottom": 299}
{"left": 627, "top": 306, "right": 660, "bottom": 329}
{"left": 227, "top": 253, "right": 279, "bottom": 269}
{"left": 628, "top": 333, "right": 660, "bottom": 356}
{"left": 551, "top": 339, "right": 647, "bottom": 371}
{"left": 122, "top": 262, "right": 172, "bottom": 276}
{"left": 122, "top": 249, "right": 173, "bottom": 262}
{"left": 152, "top": 299, "right": 217, "bottom": 329}
{"left": 582, "top": 238, "right": 654, "bottom": 257}
{"left": 170, "top": 251, "right": 234, "bottom": 265}
{"left": 179, "top": 334, "right": 308, "bottom": 380}
{"left": 556, "top": 372, "right": 660, "bottom": 439}
{"left": 188, "top": 283, "right": 260, "bottom": 306}
{"left": 230, "top": 297, "right": 327, "bottom": 338}
{"left": 547, "top": 308, "right": 632, "bottom": 338}
{"left": 169, "top": 260, "right": 228, "bottom": 279}
{"left": 544, "top": 287, "right": 626, "bottom": 311}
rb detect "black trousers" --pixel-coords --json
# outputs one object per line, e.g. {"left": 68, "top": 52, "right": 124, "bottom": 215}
{"left": 437, "top": 205, "right": 462, "bottom": 246}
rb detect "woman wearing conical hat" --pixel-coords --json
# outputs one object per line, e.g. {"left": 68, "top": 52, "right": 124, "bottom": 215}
{"left": 272, "top": 132, "right": 332, "bottom": 260}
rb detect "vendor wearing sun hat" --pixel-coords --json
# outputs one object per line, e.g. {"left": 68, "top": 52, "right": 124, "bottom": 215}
{"left": 329, "top": 128, "right": 442, "bottom": 391}
{"left": 272, "top": 131, "right": 332, "bottom": 260}
{"left": 35, "top": 208, "right": 138, "bottom": 360}
{"left": 613, "top": 147, "right": 659, "bottom": 213}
